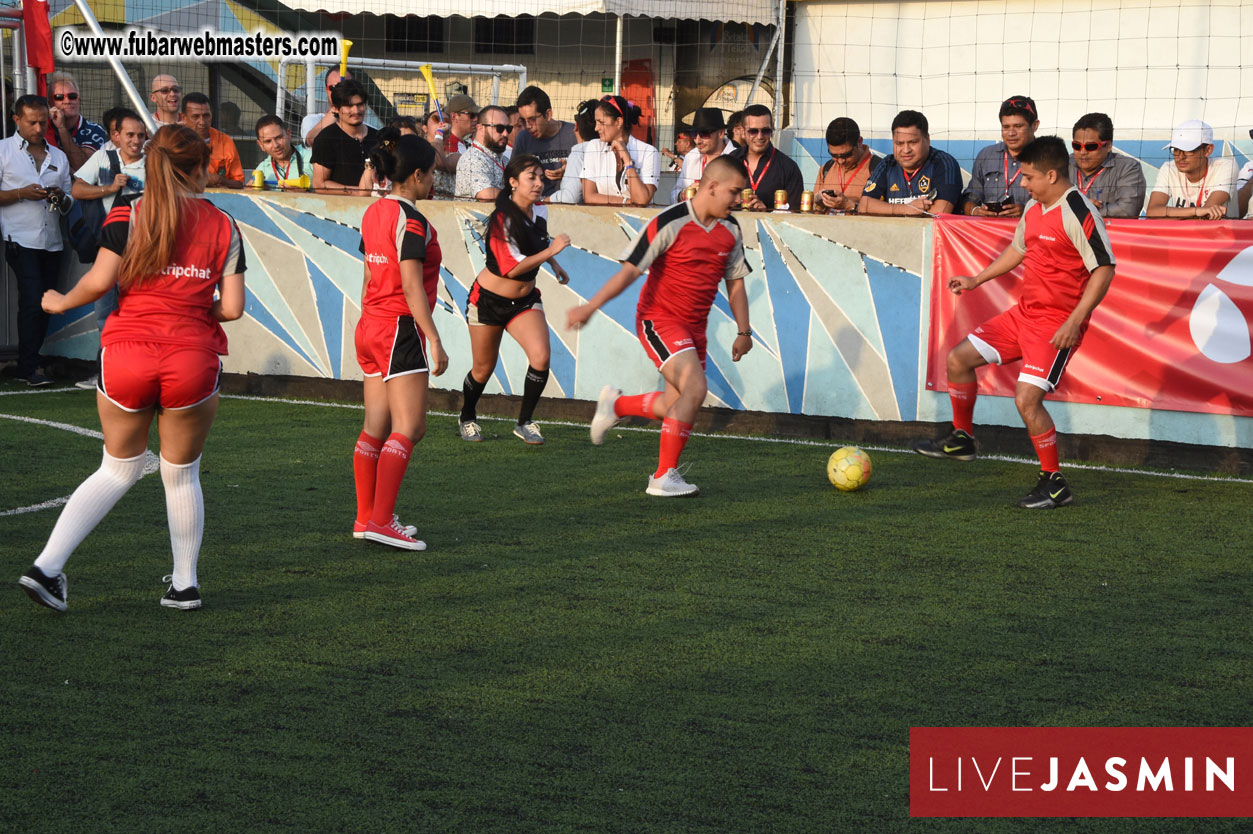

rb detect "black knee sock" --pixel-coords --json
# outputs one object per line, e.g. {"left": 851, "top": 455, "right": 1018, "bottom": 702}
{"left": 518, "top": 366, "right": 549, "bottom": 425}
{"left": 460, "top": 372, "right": 488, "bottom": 422}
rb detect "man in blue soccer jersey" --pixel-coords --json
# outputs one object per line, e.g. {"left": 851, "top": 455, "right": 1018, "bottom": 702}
{"left": 859, "top": 110, "right": 962, "bottom": 216}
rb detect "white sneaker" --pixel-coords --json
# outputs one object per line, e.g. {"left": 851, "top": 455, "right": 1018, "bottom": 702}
{"left": 75, "top": 375, "right": 98, "bottom": 391}
{"left": 513, "top": 421, "right": 544, "bottom": 445}
{"left": 646, "top": 467, "right": 700, "bottom": 497}
{"left": 590, "top": 385, "right": 621, "bottom": 446}
{"left": 458, "top": 419, "right": 484, "bottom": 442}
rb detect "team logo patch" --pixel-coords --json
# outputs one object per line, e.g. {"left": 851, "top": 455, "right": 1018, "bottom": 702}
{"left": 919, "top": 176, "right": 931, "bottom": 193}
{"left": 865, "top": 181, "right": 877, "bottom": 192}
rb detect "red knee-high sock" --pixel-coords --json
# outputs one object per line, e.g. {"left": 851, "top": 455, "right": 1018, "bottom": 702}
{"left": 948, "top": 380, "right": 978, "bottom": 435}
{"left": 353, "top": 431, "right": 382, "bottom": 525}
{"left": 370, "top": 433, "right": 414, "bottom": 527}
{"left": 615, "top": 391, "right": 663, "bottom": 420}
{"left": 1030, "top": 428, "right": 1060, "bottom": 473}
{"left": 655, "top": 418, "right": 693, "bottom": 478}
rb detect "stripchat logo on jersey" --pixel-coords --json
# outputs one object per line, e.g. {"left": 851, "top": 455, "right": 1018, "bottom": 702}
{"left": 366, "top": 253, "right": 389, "bottom": 265}
{"left": 161, "top": 263, "right": 213, "bottom": 280}
{"left": 910, "top": 727, "right": 1253, "bottom": 817}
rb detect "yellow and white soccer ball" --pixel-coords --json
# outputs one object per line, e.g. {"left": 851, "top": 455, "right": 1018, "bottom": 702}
{"left": 827, "top": 446, "right": 872, "bottom": 492}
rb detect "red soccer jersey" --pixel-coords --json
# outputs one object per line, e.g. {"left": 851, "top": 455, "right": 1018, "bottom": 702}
{"left": 622, "top": 201, "right": 751, "bottom": 326}
{"left": 358, "top": 195, "right": 441, "bottom": 318}
{"left": 485, "top": 205, "right": 549, "bottom": 283}
{"left": 1011, "top": 188, "right": 1116, "bottom": 325}
{"left": 99, "top": 195, "right": 245, "bottom": 355}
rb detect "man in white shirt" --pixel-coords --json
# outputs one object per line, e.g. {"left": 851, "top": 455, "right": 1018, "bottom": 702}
{"left": 1146, "top": 120, "right": 1237, "bottom": 220}
{"left": 0, "top": 95, "right": 74, "bottom": 386}
{"left": 671, "top": 108, "right": 735, "bottom": 203}
{"left": 455, "top": 105, "right": 509, "bottom": 200}
{"left": 1236, "top": 128, "right": 1253, "bottom": 219}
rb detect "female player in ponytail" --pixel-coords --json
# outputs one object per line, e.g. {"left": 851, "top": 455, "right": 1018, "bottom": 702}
{"left": 23, "top": 124, "right": 246, "bottom": 612}
{"left": 580, "top": 95, "right": 660, "bottom": 207}
{"left": 457, "top": 153, "right": 569, "bottom": 445}
{"left": 352, "top": 128, "right": 448, "bottom": 550}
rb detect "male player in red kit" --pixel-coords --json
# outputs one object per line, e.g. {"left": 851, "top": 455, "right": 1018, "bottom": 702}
{"left": 914, "top": 135, "right": 1116, "bottom": 508}
{"left": 567, "top": 155, "right": 753, "bottom": 497}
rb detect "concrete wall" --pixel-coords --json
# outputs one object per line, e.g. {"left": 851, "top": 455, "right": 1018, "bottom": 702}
{"left": 39, "top": 191, "right": 1253, "bottom": 453}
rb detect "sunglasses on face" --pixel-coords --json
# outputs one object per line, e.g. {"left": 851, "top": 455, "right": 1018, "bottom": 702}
{"left": 52, "top": 93, "right": 79, "bottom": 102}
{"left": 828, "top": 148, "right": 855, "bottom": 160}
{"left": 485, "top": 123, "right": 510, "bottom": 133}
{"left": 747, "top": 127, "right": 773, "bottom": 137}
{"left": 153, "top": 86, "right": 181, "bottom": 95}
{"left": 1071, "top": 141, "right": 1109, "bottom": 152}
{"left": 687, "top": 130, "right": 716, "bottom": 139}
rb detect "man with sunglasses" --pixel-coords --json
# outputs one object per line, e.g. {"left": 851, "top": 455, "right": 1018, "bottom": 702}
{"left": 513, "top": 85, "right": 576, "bottom": 197}
{"left": 670, "top": 107, "right": 736, "bottom": 203}
{"left": 1146, "top": 120, "right": 1237, "bottom": 220}
{"left": 814, "top": 117, "right": 879, "bottom": 214}
{"left": 961, "top": 96, "right": 1039, "bottom": 218}
{"left": 1067, "top": 113, "right": 1146, "bottom": 219}
{"left": 731, "top": 104, "right": 804, "bottom": 211}
{"left": 45, "top": 72, "right": 105, "bottom": 174}
{"left": 860, "top": 109, "right": 962, "bottom": 217}
{"left": 149, "top": 74, "right": 182, "bottom": 127}
{"left": 455, "top": 105, "right": 509, "bottom": 201}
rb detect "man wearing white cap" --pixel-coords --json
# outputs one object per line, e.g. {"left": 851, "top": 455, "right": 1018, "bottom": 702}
{"left": 1146, "top": 120, "right": 1237, "bottom": 219}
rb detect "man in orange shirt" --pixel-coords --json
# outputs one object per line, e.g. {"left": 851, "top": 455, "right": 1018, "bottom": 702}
{"left": 180, "top": 92, "right": 244, "bottom": 188}
{"left": 814, "top": 117, "right": 879, "bottom": 214}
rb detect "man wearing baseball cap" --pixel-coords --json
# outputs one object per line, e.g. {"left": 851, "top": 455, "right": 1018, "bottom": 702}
{"left": 670, "top": 108, "right": 735, "bottom": 203}
{"left": 1146, "top": 119, "right": 1237, "bottom": 219}
{"left": 434, "top": 93, "right": 478, "bottom": 196}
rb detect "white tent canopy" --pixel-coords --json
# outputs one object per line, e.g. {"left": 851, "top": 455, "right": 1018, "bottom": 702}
{"left": 282, "top": 0, "right": 778, "bottom": 26}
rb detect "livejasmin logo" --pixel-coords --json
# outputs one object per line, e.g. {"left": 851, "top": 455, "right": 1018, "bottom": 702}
{"left": 910, "top": 727, "right": 1253, "bottom": 818}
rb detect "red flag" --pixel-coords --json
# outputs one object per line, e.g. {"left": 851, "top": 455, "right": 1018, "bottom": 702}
{"left": 23, "top": 0, "right": 54, "bottom": 96}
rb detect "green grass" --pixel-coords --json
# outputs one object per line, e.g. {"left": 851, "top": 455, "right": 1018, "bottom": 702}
{"left": 1, "top": 386, "right": 1250, "bottom": 833}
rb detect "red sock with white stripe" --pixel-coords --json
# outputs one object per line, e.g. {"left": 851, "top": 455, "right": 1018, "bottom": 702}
{"left": 655, "top": 418, "right": 693, "bottom": 478}
{"left": 370, "top": 434, "right": 413, "bottom": 528}
{"left": 615, "top": 391, "right": 662, "bottom": 420}
{"left": 1030, "top": 428, "right": 1060, "bottom": 473}
{"left": 948, "top": 381, "right": 978, "bottom": 435}
{"left": 353, "top": 431, "right": 382, "bottom": 526}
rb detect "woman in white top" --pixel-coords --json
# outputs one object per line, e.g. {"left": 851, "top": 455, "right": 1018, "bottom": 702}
{"left": 580, "top": 95, "right": 659, "bottom": 207}
{"left": 550, "top": 99, "right": 598, "bottom": 205}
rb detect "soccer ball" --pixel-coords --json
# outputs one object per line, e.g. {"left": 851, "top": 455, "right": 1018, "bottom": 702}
{"left": 827, "top": 446, "right": 872, "bottom": 492}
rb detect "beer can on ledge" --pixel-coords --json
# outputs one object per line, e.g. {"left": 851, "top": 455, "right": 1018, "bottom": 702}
{"left": 774, "top": 189, "right": 790, "bottom": 211}
{"left": 799, "top": 190, "right": 814, "bottom": 212}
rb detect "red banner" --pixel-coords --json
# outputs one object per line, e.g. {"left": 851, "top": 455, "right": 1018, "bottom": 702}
{"left": 23, "top": 0, "right": 54, "bottom": 96}
{"left": 911, "top": 727, "right": 1253, "bottom": 817}
{"left": 929, "top": 217, "right": 1253, "bottom": 417}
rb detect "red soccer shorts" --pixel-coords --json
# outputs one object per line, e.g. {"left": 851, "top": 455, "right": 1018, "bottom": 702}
{"left": 637, "top": 317, "right": 706, "bottom": 370}
{"left": 967, "top": 304, "right": 1082, "bottom": 392}
{"left": 99, "top": 341, "right": 221, "bottom": 412}
{"left": 355, "top": 313, "right": 429, "bottom": 380}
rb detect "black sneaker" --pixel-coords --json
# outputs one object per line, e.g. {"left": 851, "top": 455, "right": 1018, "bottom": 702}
{"left": 19, "top": 566, "right": 67, "bottom": 612}
{"left": 1018, "top": 471, "right": 1074, "bottom": 509}
{"left": 23, "top": 371, "right": 53, "bottom": 387}
{"left": 913, "top": 428, "right": 976, "bottom": 461}
{"left": 160, "top": 575, "right": 202, "bottom": 610}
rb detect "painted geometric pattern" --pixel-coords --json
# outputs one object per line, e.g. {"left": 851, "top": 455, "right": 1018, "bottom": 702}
{"left": 44, "top": 194, "right": 925, "bottom": 421}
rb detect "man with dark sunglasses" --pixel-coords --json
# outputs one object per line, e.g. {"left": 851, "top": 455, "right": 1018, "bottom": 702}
{"left": 961, "top": 96, "right": 1039, "bottom": 218}
{"left": 814, "top": 116, "right": 878, "bottom": 214}
{"left": 670, "top": 107, "right": 735, "bottom": 203}
{"left": 731, "top": 104, "right": 804, "bottom": 211}
{"left": 1067, "top": 112, "right": 1146, "bottom": 218}
{"left": 45, "top": 72, "right": 105, "bottom": 174}
{"left": 455, "top": 104, "right": 509, "bottom": 201}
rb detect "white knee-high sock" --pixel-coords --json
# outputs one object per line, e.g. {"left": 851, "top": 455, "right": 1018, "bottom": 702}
{"left": 35, "top": 448, "right": 147, "bottom": 576}
{"left": 161, "top": 455, "right": 203, "bottom": 591}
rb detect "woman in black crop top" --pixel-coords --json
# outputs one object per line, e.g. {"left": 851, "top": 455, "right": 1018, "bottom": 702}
{"left": 458, "top": 154, "right": 570, "bottom": 446}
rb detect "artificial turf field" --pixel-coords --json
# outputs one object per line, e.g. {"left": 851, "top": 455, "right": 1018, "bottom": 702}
{"left": 1, "top": 384, "right": 1250, "bottom": 833}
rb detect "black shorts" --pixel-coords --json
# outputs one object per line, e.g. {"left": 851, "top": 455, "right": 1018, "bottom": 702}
{"left": 466, "top": 281, "right": 543, "bottom": 328}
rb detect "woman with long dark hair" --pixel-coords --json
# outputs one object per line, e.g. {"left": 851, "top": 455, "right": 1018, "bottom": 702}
{"left": 22, "top": 124, "right": 246, "bottom": 612}
{"left": 458, "top": 153, "right": 569, "bottom": 445}
{"left": 579, "top": 95, "right": 659, "bottom": 206}
{"left": 352, "top": 128, "right": 449, "bottom": 550}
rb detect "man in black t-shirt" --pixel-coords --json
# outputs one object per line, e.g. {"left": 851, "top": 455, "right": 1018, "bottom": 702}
{"left": 311, "top": 78, "right": 379, "bottom": 196}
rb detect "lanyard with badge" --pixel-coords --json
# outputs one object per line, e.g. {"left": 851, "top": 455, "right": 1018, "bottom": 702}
{"left": 837, "top": 151, "right": 872, "bottom": 197}
{"left": 1002, "top": 151, "right": 1022, "bottom": 199}
{"left": 747, "top": 148, "right": 776, "bottom": 193}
